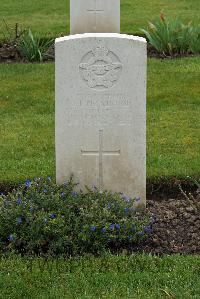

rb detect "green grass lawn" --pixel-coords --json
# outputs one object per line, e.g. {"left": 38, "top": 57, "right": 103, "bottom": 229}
{"left": 0, "top": 0, "right": 199, "bottom": 39}
{"left": 0, "top": 254, "right": 199, "bottom": 298}
{"left": 0, "top": 57, "right": 199, "bottom": 184}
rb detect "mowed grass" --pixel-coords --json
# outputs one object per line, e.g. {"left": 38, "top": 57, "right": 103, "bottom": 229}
{"left": 0, "top": 63, "right": 55, "bottom": 182}
{"left": 0, "top": 254, "right": 199, "bottom": 299}
{"left": 147, "top": 57, "right": 200, "bottom": 178}
{"left": 0, "top": 57, "right": 199, "bottom": 184}
{"left": 0, "top": 0, "right": 199, "bottom": 39}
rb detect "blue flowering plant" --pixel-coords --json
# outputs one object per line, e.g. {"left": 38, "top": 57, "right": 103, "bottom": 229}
{"left": 0, "top": 177, "right": 154, "bottom": 256}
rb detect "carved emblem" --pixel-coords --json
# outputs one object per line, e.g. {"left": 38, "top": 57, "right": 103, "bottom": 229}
{"left": 79, "top": 44, "right": 122, "bottom": 90}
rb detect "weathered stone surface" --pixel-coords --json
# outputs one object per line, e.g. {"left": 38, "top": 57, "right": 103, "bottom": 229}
{"left": 70, "top": 0, "right": 120, "bottom": 34}
{"left": 55, "top": 33, "right": 147, "bottom": 204}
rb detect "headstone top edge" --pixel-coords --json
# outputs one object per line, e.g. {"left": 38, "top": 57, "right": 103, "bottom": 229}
{"left": 55, "top": 33, "right": 146, "bottom": 44}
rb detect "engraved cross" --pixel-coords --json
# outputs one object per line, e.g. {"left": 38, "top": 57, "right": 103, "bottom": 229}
{"left": 86, "top": 0, "right": 104, "bottom": 31}
{"left": 81, "top": 130, "right": 120, "bottom": 191}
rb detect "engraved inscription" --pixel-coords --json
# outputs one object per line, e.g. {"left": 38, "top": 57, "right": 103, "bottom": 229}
{"left": 65, "top": 107, "right": 134, "bottom": 126}
{"left": 79, "top": 44, "right": 122, "bottom": 90}
{"left": 77, "top": 94, "right": 130, "bottom": 107}
{"left": 64, "top": 94, "right": 135, "bottom": 126}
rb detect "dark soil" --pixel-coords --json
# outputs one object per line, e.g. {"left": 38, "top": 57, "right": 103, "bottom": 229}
{"left": 0, "top": 41, "right": 54, "bottom": 63}
{"left": 147, "top": 44, "right": 197, "bottom": 59}
{"left": 0, "top": 42, "right": 21, "bottom": 63}
{"left": 108, "top": 180, "right": 200, "bottom": 255}
{"left": 0, "top": 42, "right": 198, "bottom": 63}
{"left": 144, "top": 193, "right": 200, "bottom": 254}
{"left": 131, "top": 180, "right": 200, "bottom": 255}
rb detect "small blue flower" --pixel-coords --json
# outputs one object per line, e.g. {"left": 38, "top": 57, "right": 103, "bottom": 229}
{"left": 121, "top": 194, "right": 131, "bottom": 202}
{"left": 71, "top": 191, "right": 78, "bottom": 198}
{"left": 107, "top": 203, "right": 112, "bottom": 210}
{"left": 151, "top": 214, "right": 157, "bottom": 224}
{"left": 61, "top": 192, "right": 65, "bottom": 197}
{"left": 43, "top": 189, "right": 48, "bottom": 193}
{"left": 115, "top": 224, "right": 121, "bottom": 230}
{"left": 90, "top": 226, "right": 97, "bottom": 232}
{"left": 144, "top": 225, "right": 153, "bottom": 234}
{"left": 17, "top": 217, "right": 22, "bottom": 224}
{"left": 29, "top": 207, "right": 33, "bottom": 213}
{"left": 8, "top": 234, "right": 14, "bottom": 241}
{"left": 50, "top": 213, "right": 56, "bottom": 219}
{"left": 25, "top": 180, "right": 31, "bottom": 188}
{"left": 102, "top": 227, "right": 106, "bottom": 233}
{"left": 138, "top": 231, "right": 144, "bottom": 236}
{"left": 0, "top": 192, "right": 4, "bottom": 196}
{"left": 109, "top": 224, "right": 115, "bottom": 231}
{"left": 124, "top": 207, "right": 129, "bottom": 214}
{"left": 136, "top": 197, "right": 141, "bottom": 202}
{"left": 16, "top": 198, "right": 22, "bottom": 205}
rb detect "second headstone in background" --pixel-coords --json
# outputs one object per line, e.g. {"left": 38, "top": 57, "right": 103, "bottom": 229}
{"left": 70, "top": 0, "right": 120, "bottom": 34}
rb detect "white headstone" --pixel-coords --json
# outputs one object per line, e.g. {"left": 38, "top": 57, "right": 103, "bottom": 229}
{"left": 70, "top": 0, "right": 120, "bottom": 34}
{"left": 55, "top": 33, "right": 147, "bottom": 205}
